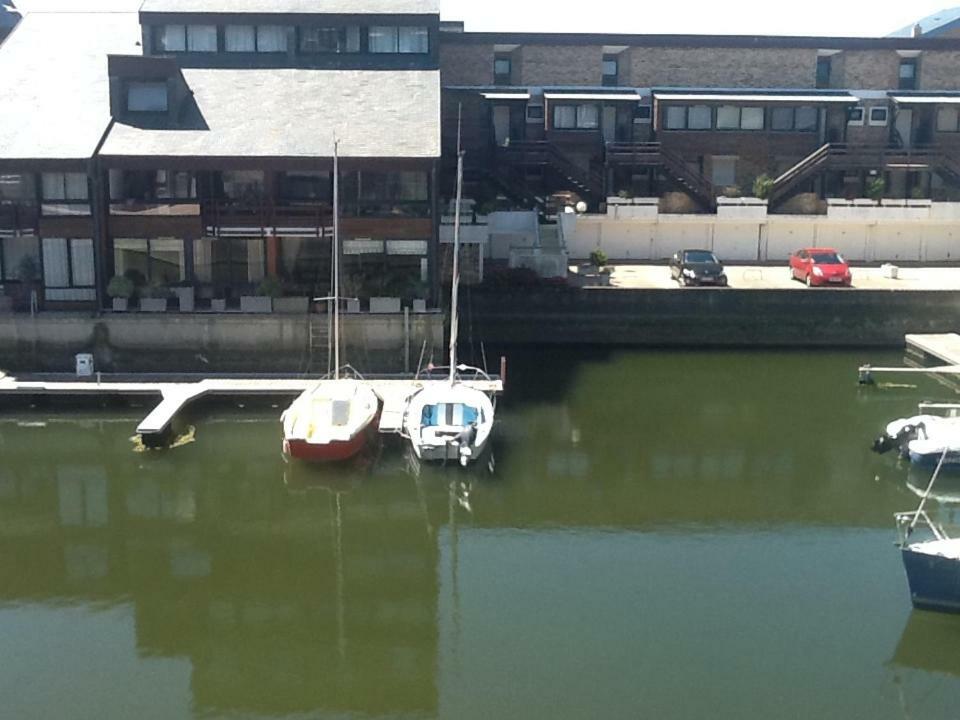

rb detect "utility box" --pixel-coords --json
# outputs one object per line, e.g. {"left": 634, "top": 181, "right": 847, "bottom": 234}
{"left": 75, "top": 353, "right": 94, "bottom": 377}
{"left": 882, "top": 263, "right": 899, "bottom": 279}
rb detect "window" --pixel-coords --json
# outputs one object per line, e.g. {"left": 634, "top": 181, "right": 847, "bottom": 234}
{"left": 369, "top": 26, "right": 399, "bottom": 53}
{"left": 899, "top": 59, "right": 918, "bottom": 90}
{"left": 127, "top": 82, "right": 168, "bottom": 112}
{"left": 635, "top": 105, "right": 652, "bottom": 123}
{"left": 869, "top": 107, "right": 889, "bottom": 127}
{"left": 711, "top": 156, "right": 737, "bottom": 187}
{"left": 716, "top": 105, "right": 740, "bottom": 130}
{"left": 494, "top": 56, "right": 512, "bottom": 84}
{"left": 848, "top": 106, "right": 865, "bottom": 125}
{"left": 221, "top": 171, "right": 264, "bottom": 201}
{"left": 300, "top": 26, "right": 359, "bottom": 53}
{"left": 398, "top": 26, "right": 429, "bottom": 53}
{"left": 577, "top": 104, "right": 599, "bottom": 129}
{"left": 225, "top": 25, "right": 256, "bottom": 52}
{"left": 256, "top": 26, "right": 288, "bottom": 53}
{"left": 796, "top": 106, "right": 818, "bottom": 131}
{"left": 553, "top": 106, "right": 576, "bottom": 129}
{"left": 664, "top": 105, "right": 686, "bottom": 130}
{"left": 816, "top": 57, "right": 832, "bottom": 88}
{"left": 770, "top": 106, "right": 818, "bottom": 131}
{"left": 282, "top": 171, "right": 330, "bottom": 201}
{"left": 602, "top": 55, "right": 619, "bottom": 87}
{"left": 154, "top": 170, "right": 196, "bottom": 199}
{"left": 156, "top": 25, "right": 186, "bottom": 52}
{"left": 740, "top": 107, "right": 765, "bottom": 130}
{"left": 688, "top": 105, "right": 712, "bottom": 130}
{"left": 553, "top": 104, "right": 599, "bottom": 130}
{"left": 41, "top": 173, "right": 88, "bottom": 201}
{"left": 193, "top": 237, "right": 265, "bottom": 285}
{"left": 42, "top": 238, "right": 96, "bottom": 301}
{"left": 114, "top": 238, "right": 186, "bottom": 286}
{"left": 937, "top": 107, "right": 960, "bottom": 132}
{"left": 771, "top": 107, "right": 794, "bottom": 131}
{"left": 526, "top": 105, "right": 544, "bottom": 121}
{"left": 1, "top": 236, "right": 40, "bottom": 282}
{"left": 186, "top": 25, "right": 217, "bottom": 52}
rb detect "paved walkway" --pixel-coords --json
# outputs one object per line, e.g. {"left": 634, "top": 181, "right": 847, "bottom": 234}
{"left": 607, "top": 265, "right": 960, "bottom": 291}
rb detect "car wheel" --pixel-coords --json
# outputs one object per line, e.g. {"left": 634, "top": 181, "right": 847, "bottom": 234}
{"left": 805, "top": 273, "right": 813, "bottom": 288}
{"left": 789, "top": 268, "right": 795, "bottom": 282}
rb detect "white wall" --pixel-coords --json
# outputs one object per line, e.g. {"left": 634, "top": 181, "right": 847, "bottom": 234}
{"left": 563, "top": 200, "right": 960, "bottom": 264}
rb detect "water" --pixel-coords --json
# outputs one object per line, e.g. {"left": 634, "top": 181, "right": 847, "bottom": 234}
{"left": 2, "top": 349, "right": 960, "bottom": 719}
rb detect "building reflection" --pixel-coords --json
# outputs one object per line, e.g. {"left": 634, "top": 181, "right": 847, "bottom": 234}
{"left": 0, "top": 419, "right": 440, "bottom": 718}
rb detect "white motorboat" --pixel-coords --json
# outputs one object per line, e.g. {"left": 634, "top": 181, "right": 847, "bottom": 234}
{"left": 873, "top": 414, "right": 960, "bottom": 466}
{"left": 402, "top": 121, "right": 496, "bottom": 468}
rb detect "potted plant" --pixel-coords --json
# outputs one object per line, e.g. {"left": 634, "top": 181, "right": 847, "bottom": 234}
{"left": 866, "top": 177, "right": 886, "bottom": 205}
{"left": 270, "top": 277, "right": 310, "bottom": 315}
{"left": 240, "top": 275, "right": 279, "bottom": 313}
{"left": 588, "top": 248, "right": 608, "bottom": 273}
{"left": 140, "top": 282, "right": 171, "bottom": 313}
{"left": 171, "top": 280, "right": 196, "bottom": 313}
{"left": 14, "top": 255, "right": 40, "bottom": 312}
{"left": 752, "top": 174, "right": 774, "bottom": 201}
{"left": 107, "top": 275, "right": 134, "bottom": 312}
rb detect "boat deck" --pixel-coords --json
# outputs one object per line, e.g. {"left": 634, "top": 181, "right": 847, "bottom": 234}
{"left": 0, "top": 374, "right": 503, "bottom": 441}
{"left": 908, "top": 538, "right": 960, "bottom": 560}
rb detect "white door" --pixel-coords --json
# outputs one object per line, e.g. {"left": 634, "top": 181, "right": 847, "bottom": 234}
{"left": 493, "top": 106, "right": 511, "bottom": 146}
{"left": 896, "top": 108, "right": 913, "bottom": 148}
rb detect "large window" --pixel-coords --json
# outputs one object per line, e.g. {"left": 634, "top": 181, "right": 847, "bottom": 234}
{"left": 816, "top": 57, "right": 832, "bottom": 88}
{"left": 1, "top": 235, "right": 40, "bottom": 282}
{"left": 343, "top": 171, "right": 430, "bottom": 217}
{"left": 688, "top": 105, "right": 712, "bottom": 130}
{"left": 114, "top": 238, "right": 186, "bottom": 286}
{"left": 41, "top": 173, "right": 88, "bottom": 201}
{"left": 602, "top": 55, "right": 619, "bottom": 87}
{"left": 187, "top": 25, "right": 217, "bottom": 52}
{"left": 369, "top": 26, "right": 399, "bottom": 53}
{"left": 666, "top": 104, "right": 766, "bottom": 131}
{"left": 369, "top": 26, "right": 429, "bottom": 53}
{"left": 770, "top": 106, "right": 818, "bottom": 131}
{"left": 221, "top": 171, "right": 265, "bottom": 202}
{"left": 156, "top": 24, "right": 216, "bottom": 52}
{"left": 256, "top": 26, "right": 288, "bottom": 53}
{"left": 226, "top": 25, "right": 288, "bottom": 52}
{"left": 193, "top": 237, "right": 265, "bottom": 287}
{"left": 399, "top": 26, "right": 429, "bottom": 53}
{"left": 299, "top": 26, "right": 360, "bottom": 53}
{"left": 553, "top": 104, "right": 599, "bottom": 130}
{"left": 664, "top": 105, "right": 687, "bottom": 130}
{"left": 899, "top": 59, "right": 918, "bottom": 91}
{"left": 282, "top": 172, "right": 330, "bottom": 202}
{"left": 937, "top": 107, "right": 960, "bottom": 132}
{"left": 127, "top": 82, "right": 168, "bottom": 112}
{"left": 42, "top": 238, "right": 96, "bottom": 301}
{"left": 494, "top": 56, "right": 512, "bottom": 85}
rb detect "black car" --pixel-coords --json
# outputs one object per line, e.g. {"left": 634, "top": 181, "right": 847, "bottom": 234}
{"left": 669, "top": 249, "right": 728, "bottom": 287}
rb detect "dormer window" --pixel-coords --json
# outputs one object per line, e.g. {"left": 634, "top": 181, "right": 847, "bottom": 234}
{"left": 127, "top": 81, "right": 168, "bottom": 112}
{"left": 225, "top": 25, "right": 289, "bottom": 53}
{"left": 155, "top": 24, "right": 217, "bottom": 53}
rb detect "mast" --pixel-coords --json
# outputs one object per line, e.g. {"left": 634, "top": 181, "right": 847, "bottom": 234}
{"left": 333, "top": 136, "right": 341, "bottom": 380}
{"left": 448, "top": 107, "right": 463, "bottom": 385}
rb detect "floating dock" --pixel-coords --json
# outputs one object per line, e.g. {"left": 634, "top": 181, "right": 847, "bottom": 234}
{"left": 858, "top": 333, "right": 960, "bottom": 384}
{"left": 0, "top": 373, "right": 503, "bottom": 445}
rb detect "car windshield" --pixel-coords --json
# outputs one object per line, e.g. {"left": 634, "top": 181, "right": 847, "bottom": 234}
{"left": 811, "top": 252, "right": 843, "bottom": 264}
{"left": 684, "top": 251, "right": 718, "bottom": 264}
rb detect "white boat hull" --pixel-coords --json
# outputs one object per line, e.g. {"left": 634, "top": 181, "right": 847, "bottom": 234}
{"left": 403, "top": 383, "right": 495, "bottom": 467}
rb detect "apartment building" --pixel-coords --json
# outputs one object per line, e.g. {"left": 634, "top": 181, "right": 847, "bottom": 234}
{"left": 440, "top": 28, "right": 960, "bottom": 212}
{"left": 0, "top": 0, "right": 440, "bottom": 310}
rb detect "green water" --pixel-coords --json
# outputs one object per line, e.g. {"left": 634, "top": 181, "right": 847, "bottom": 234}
{"left": 2, "top": 349, "right": 960, "bottom": 719}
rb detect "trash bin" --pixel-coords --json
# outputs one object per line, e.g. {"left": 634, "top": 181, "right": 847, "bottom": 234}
{"left": 75, "top": 353, "right": 94, "bottom": 378}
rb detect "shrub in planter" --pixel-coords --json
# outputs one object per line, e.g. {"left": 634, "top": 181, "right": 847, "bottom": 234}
{"left": 589, "top": 249, "right": 608, "bottom": 270}
{"left": 865, "top": 177, "right": 886, "bottom": 205}
{"left": 107, "top": 275, "right": 135, "bottom": 311}
{"left": 752, "top": 174, "right": 774, "bottom": 200}
{"left": 140, "top": 283, "right": 171, "bottom": 313}
{"left": 257, "top": 275, "right": 284, "bottom": 299}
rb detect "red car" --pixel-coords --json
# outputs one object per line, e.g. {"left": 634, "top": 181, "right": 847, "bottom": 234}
{"left": 789, "top": 247, "right": 852, "bottom": 287}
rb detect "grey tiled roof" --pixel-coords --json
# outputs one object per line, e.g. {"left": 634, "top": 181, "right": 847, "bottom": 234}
{"left": 101, "top": 68, "right": 440, "bottom": 159}
{"left": 0, "top": 12, "right": 141, "bottom": 160}
{"left": 890, "top": 7, "right": 960, "bottom": 37}
{"left": 139, "top": 0, "right": 439, "bottom": 14}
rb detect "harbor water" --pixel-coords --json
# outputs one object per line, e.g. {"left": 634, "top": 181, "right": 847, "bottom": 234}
{"left": 1, "top": 349, "right": 960, "bottom": 719}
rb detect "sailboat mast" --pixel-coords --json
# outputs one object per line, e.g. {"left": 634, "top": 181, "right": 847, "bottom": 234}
{"left": 333, "top": 137, "right": 341, "bottom": 380}
{"left": 448, "top": 108, "right": 464, "bottom": 385}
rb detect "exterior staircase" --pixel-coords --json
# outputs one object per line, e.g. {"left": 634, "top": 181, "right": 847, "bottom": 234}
{"left": 605, "top": 142, "right": 717, "bottom": 211}
{"left": 495, "top": 141, "right": 606, "bottom": 206}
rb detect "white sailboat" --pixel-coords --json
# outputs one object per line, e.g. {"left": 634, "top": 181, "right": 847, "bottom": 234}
{"left": 402, "top": 125, "right": 496, "bottom": 467}
{"left": 281, "top": 139, "right": 380, "bottom": 463}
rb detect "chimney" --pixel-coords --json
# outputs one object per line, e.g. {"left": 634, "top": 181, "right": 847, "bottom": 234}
{"left": 913, "top": 23, "right": 924, "bottom": 38}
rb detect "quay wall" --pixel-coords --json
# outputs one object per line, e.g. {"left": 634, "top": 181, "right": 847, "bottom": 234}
{"left": 0, "top": 313, "right": 445, "bottom": 374}
{"left": 469, "top": 288, "right": 960, "bottom": 348}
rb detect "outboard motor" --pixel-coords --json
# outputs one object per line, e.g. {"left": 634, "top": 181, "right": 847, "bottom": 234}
{"left": 872, "top": 423, "right": 923, "bottom": 455}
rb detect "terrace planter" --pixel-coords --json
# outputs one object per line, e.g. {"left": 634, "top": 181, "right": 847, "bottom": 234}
{"left": 111, "top": 298, "right": 129, "bottom": 312}
{"left": 211, "top": 298, "right": 227, "bottom": 313}
{"left": 345, "top": 299, "right": 361, "bottom": 314}
{"left": 272, "top": 296, "right": 309, "bottom": 314}
{"left": 174, "top": 287, "right": 195, "bottom": 313}
{"left": 0, "top": 295, "right": 12, "bottom": 313}
{"left": 240, "top": 296, "right": 272, "bottom": 313}
{"left": 140, "top": 298, "right": 169, "bottom": 313}
{"left": 369, "top": 297, "right": 401, "bottom": 314}
{"left": 412, "top": 299, "right": 427, "bottom": 313}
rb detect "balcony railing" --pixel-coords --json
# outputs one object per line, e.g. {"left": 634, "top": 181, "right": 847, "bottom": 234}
{"left": 109, "top": 199, "right": 201, "bottom": 216}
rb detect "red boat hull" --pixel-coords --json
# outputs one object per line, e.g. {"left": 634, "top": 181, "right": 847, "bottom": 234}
{"left": 283, "top": 430, "right": 368, "bottom": 463}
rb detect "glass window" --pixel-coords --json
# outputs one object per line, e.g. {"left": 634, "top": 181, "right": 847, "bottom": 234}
{"left": 65, "top": 174, "right": 88, "bottom": 201}
{"left": 869, "top": 107, "right": 889, "bottom": 126}
{"left": 157, "top": 25, "right": 186, "bottom": 52}
{"left": 301, "top": 27, "right": 340, "bottom": 53}
{"left": 816, "top": 57, "right": 832, "bottom": 88}
{"left": 848, "top": 106, "right": 865, "bottom": 125}
{"left": 154, "top": 170, "right": 196, "bottom": 200}
{"left": 257, "top": 26, "right": 288, "bottom": 53}
{"left": 577, "top": 104, "right": 599, "bottom": 129}
{"left": 899, "top": 61, "right": 916, "bottom": 79}
{"left": 603, "top": 59, "right": 618, "bottom": 77}
{"left": 344, "top": 26, "right": 360, "bottom": 52}
{"left": 2, "top": 236, "right": 40, "bottom": 281}
{"left": 398, "top": 26, "right": 429, "bottom": 53}
{"left": 70, "top": 239, "right": 95, "bottom": 287}
{"left": 41, "top": 238, "right": 94, "bottom": 299}
{"left": 369, "top": 26, "right": 399, "bottom": 53}
{"left": 937, "top": 107, "right": 959, "bottom": 132}
{"left": 796, "top": 106, "right": 818, "bottom": 131}
{"left": 554, "top": 105, "right": 577, "bottom": 129}
{"left": 740, "top": 107, "right": 765, "bottom": 130}
{"left": 194, "top": 238, "right": 264, "bottom": 285}
{"left": 41, "top": 173, "right": 88, "bottom": 201}
{"left": 688, "top": 105, "right": 712, "bottom": 130}
{"left": 127, "top": 82, "right": 168, "bottom": 112}
{"left": 42, "top": 238, "right": 70, "bottom": 288}
{"left": 494, "top": 58, "right": 512, "bottom": 78}
{"left": 0, "top": 173, "right": 34, "bottom": 201}
{"left": 711, "top": 156, "right": 737, "bottom": 187}
{"left": 664, "top": 106, "right": 686, "bottom": 130}
{"left": 149, "top": 238, "right": 186, "bottom": 284}
{"left": 771, "top": 107, "right": 794, "bottom": 131}
{"left": 225, "top": 25, "right": 256, "bottom": 52}
{"left": 114, "top": 239, "right": 149, "bottom": 284}
{"left": 716, "top": 105, "right": 740, "bottom": 130}
{"left": 221, "top": 171, "right": 264, "bottom": 201}
{"left": 186, "top": 25, "right": 217, "bottom": 52}
{"left": 282, "top": 171, "right": 330, "bottom": 201}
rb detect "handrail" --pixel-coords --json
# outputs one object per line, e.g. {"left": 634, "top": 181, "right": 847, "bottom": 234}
{"left": 497, "top": 141, "right": 604, "bottom": 196}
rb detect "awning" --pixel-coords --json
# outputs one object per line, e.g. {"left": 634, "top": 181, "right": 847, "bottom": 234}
{"left": 653, "top": 93, "right": 858, "bottom": 104}
{"left": 890, "top": 95, "right": 960, "bottom": 104}
{"left": 481, "top": 92, "right": 531, "bottom": 100}
{"left": 544, "top": 93, "right": 641, "bottom": 101}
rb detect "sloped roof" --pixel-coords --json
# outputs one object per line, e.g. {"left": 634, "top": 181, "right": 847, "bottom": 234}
{"left": 0, "top": 2, "right": 20, "bottom": 30}
{"left": 0, "top": 12, "right": 141, "bottom": 160}
{"left": 139, "top": 0, "right": 439, "bottom": 14}
{"left": 101, "top": 68, "right": 440, "bottom": 159}
{"left": 889, "top": 7, "right": 960, "bottom": 37}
